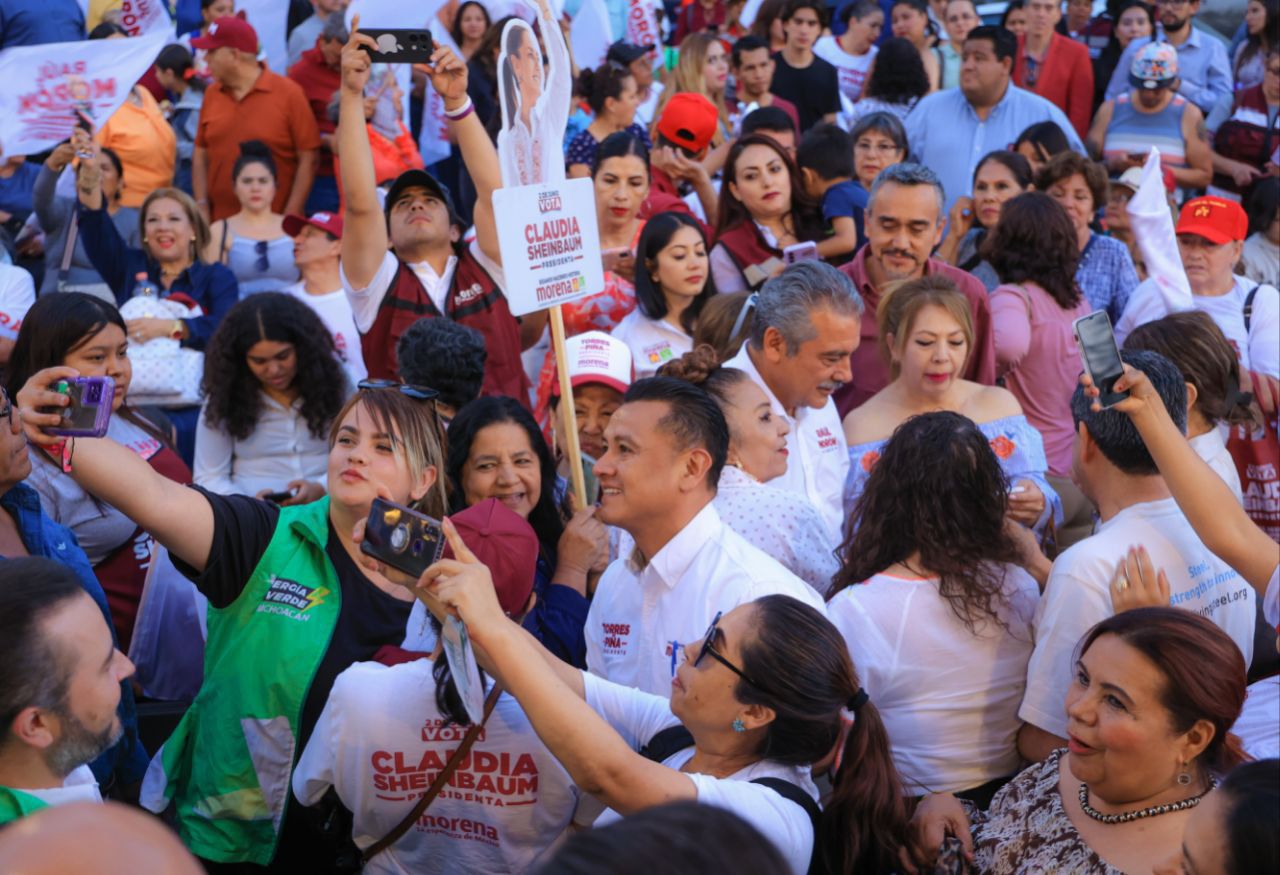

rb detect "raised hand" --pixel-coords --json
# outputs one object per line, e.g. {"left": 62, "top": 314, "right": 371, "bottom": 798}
{"left": 340, "top": 15, "right": 380, "bottom": 97}
{"left": 424, "top": 45, "right": 469, "bottom": 110}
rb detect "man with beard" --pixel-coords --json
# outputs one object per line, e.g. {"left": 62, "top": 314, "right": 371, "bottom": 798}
{"left": 723, "top": 261, "right": 863, "bottom": 543}
{"left": 1103, "top": 0, "right": 1231, "bottom": 114}
{"left": 0, "top": 558, "right": 134, "bottom": 823}
{"left": 837, "top": 163, "right": 997, "bottom": 416}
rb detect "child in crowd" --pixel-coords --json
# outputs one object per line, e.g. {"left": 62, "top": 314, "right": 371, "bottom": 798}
{"left": 797, "top": 123, "right": 865, "bottom": 263}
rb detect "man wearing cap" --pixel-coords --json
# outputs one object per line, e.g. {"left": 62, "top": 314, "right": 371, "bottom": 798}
{"left": 282, "top": 211, "right": 367, "bottom": 384}
{"left": 1011, "top": 0, "right": 1093, "bottom": 138}
{"left": 642, "top": 93, "right": 719, "bottom": 229}
{"left": 1103, "top": 0, "right": 1231, "bottom": 114}
{"left": 1117, "top": 196, "right": 1279, "bottom": 382}
{"left": 336, "top": 28, "right": 528, "bottom": 398}
{"left": 1088, "top": 42, "right": 1213, "bottom": 192}
{"left": 607, "top": 40, "right": 663, "bottom": 126}
{"left": 293, "top": 500, "right": 580, "bottom": 873}
{"left": 192, "top": 16, "right": 321, "bottom": 222}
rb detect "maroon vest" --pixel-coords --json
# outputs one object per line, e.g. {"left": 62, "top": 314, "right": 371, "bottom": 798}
{"left": 715, "top": 222, "right": 785, "bottom": 290}
{"left": 362, "top": 249, "right": 530, "bottom": 405}
{"left": 1212, "top": 85, "right": 1278, "bottom": 197}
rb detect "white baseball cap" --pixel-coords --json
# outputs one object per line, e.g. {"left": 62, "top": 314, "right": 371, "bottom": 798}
{"left": 554, "top": 331, "right": 634, "bottom": 396}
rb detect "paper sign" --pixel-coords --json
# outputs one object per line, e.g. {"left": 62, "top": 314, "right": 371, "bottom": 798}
{"left": 113, "top": 0, "right": 174, "bottom": 36}
{"left": 441, "top": 615, "right": 486, "bottom": 724}
{"left": 493, "top": 177, "right": 604, "bottom": 317}
{"left": 626, "top": 0, "right": 661, "bottom": 66}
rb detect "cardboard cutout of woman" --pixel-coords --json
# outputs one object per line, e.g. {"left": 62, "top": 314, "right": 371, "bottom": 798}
{"left": 497, "top": 0, "right": 570, "bottom": 188}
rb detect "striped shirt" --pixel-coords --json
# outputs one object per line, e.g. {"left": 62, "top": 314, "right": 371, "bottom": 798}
{"left": 1103, "top": 92, "right": 1189, "bottom": 171}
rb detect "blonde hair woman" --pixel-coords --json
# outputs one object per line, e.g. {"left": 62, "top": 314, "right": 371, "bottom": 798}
{"left": 653, "top": 33, "right": 734, "bottom": 170}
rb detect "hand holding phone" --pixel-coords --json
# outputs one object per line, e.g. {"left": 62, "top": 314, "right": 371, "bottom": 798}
{"left": 1073, "top": 312, "right": 1129, "bottom": 409}
{"left": 44, "top": 377, "right": 114, "bottom": 437}
{"left": 360, "top": 497, "right": 445, "bottom": 579}
{"left": 783, "top": 241, "right": 819, "bottom": 265}
{"left": 358, "top": 28, "right": 435, "bottom": 63}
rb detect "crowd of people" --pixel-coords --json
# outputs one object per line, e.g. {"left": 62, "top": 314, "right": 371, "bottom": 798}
{"left": 0, "top": 0, "right": 1277, "bottom": 873}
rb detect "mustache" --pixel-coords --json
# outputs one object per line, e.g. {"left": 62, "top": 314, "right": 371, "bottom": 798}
{"left": 818, "top": 381, "right": 845, "bottom": 392}
{"left": 880, "top": 248, "right": 919, "bottom": 261}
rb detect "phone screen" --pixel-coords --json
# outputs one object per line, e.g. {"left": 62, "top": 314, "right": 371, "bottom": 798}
{"left": 1074, "top": 312, "right": 1128, "bottom": 408}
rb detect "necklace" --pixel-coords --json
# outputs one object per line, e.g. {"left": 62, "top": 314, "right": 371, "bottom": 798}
{"left": 1077, "top": 779, "right": 1217, "bottom": 825}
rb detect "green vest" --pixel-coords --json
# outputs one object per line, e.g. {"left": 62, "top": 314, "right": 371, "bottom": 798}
{"left": 0, "top": 786, "right": 51, "bottom": 824}
{"left": 140, "top": 499, "right": 341, "bottom": 865}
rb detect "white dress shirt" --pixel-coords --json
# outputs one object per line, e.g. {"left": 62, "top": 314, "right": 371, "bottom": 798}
{"left": 193, "top": 392, "right": 332, "bottom": 498}
{"left": 723, "top": 344, "right": 850, "bottom": 544}
{"left": 585, "top": 502, "right": 825, "bottom": 697}
{"left": 611, "top": 309, "right": 693, "bottom": 378}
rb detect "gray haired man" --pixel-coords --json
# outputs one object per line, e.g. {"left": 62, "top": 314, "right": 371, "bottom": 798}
{"left": 724, "top": 260, "right": 863, "bottom": 542}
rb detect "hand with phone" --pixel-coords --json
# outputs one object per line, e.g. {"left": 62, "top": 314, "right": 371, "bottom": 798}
{"left": 340, "top": 16, "right": 379, "bottom": 99}
{"left": 420, "top": 517, "right": 511, "bottom": 645}
{"left": 601, "top": 247, "right": 634, "bottom": 278}
{"left": 1073, "top": 311, "right": 1129, "bottom": 409}
{"left": 1006, "top": 479, "right": 1046, "bottom": 527}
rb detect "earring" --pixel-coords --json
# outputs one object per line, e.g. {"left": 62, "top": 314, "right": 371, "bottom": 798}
{"left": 1177, "top": 768, "right": 1192, "bottom": 786}
{"left": 732, "top": 718, "right": 746, "bottom": 733}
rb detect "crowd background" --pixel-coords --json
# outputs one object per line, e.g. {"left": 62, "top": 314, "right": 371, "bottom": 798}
{"left": 0, "top": 0, "right": 1276, "bottom": 873}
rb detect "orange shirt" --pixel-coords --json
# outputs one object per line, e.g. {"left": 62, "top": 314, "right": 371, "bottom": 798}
{"left": 196, "top": 66, "right": 321, "bottom": 221}
{"left": 96, "top": 87, "right": 176, "bottom": 209}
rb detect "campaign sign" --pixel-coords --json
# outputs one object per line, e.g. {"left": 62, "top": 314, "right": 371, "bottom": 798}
{"left": 493, "top": 178, "right": 604, "bottom": 317}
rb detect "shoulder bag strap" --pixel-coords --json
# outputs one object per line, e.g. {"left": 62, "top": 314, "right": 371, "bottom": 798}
{"left": 361, "top": 683, "right": 503, "bottom": 863}
{"left": 1243, "top": 283, "right": 1260, "bottom": 334}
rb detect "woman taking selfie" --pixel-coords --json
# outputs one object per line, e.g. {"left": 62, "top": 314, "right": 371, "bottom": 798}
{"left": 194, "top": 292, "right": 348, "bottom": 504}
{"left": 935, "top": 151, "right": 1034, "bottom": 292}
{"left": 661, "top": 345, "right": 839, "bottom": 592}
{"left": 711, "top": 134, "right": 823, "bottom": 293}
{"left": 843, "top": 277, "right": 1058, "bottom": 533}
{"left": 206, "top": 141, "right": 300, "bottom": 295}
{"left": 15, "top": 377, "right": 448, "bottom": 869}
{"left": 614, "top": 211, "right": 719, "bottom": 376}
{"left": 903, "top": 608, "right": 1248, "bottom": 873}
{"left": 446, "top": 395, "right": 606, "bottom": 666}
{"left": 7, "top": 293, "right": 191, "bottom": 651}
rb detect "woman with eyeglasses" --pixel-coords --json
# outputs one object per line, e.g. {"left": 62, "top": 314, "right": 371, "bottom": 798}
{"left": 15, "top": 374, "right": 449, "bottom": 869}
{"left": 194, "top": 292, "right": 349, "bottom": 505}
{"left": 206, "top": 141, "right": 300, "bottom": 295}
{"left": 408, "top": 519, "right": 910, "bottom": 875}
{"left": 849, "top": 112, "right": 908, "bottom": 194}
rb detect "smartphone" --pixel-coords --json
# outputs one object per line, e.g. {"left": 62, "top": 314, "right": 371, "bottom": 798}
{"left": 360, "top": 497, "right": 445, "bottom": 579}
{"left": 45, "top": 376, "right": 114, "bottom": 438}
{"left": 580, "top": 451, "right": 600, "bottom": 504}
{"left": 1009, "top": 485, "right": 1027, "bottom": 496}
{"left": 358, "top": 28, "right": 435, "bottom": 63}
{"left": 783, "top": 241, "right": 819, "bottom": 265}
{"left": 262, "top": 490, "right": 294, "bottom": 505}
{"left": 73, "top": 101, "right": 94, "bottom": 159}
{"left": 1073, "top": 311, "right": 1129, "bottom": 409}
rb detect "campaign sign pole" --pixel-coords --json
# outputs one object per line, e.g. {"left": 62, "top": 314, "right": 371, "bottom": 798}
{"left": 493, "top": 177, "right": 605, "bottom": 508}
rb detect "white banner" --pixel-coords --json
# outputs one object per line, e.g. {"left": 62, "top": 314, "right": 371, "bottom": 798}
{"left": 493, "top": 178, "right": 604, "bottom": 316}
{"left": 625, "top": 0, "right": 661, "bottom": 66}
{"left": 571, "top": 0, "right": 613, "bottom": 71}
{"left": 0, "top": 30, "right": 170, "bottom": 157}
{"left": 239, "top": 0, "right": 289, "bottom": 74}
{"left": 114, "top": 0, "right": 174, "bottom": 37}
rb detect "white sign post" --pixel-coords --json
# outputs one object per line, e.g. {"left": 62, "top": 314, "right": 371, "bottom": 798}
{"left": 494, "top": 177, "right": 604, "bottom": 506}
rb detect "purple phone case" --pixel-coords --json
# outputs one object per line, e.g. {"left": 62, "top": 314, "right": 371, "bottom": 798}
{"left": 48, "top": 376, "right": 115, "bottom": 438}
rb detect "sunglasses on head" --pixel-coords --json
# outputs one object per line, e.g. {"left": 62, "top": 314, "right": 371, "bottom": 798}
{"left": 356, "top": 379, "right": 445, "bottom": 435}
{"left": 254, "top": 239, "right": 269, "bottom": 272}
{"left": 693, "top": 611, "right": 761, "bottom": 688}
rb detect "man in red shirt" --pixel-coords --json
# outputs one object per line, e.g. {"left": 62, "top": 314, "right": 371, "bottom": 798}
{"left": 1012, "top": 0, "right": 1094, "bottom": 139}
{"left": 641, "top": 93, "right": 719, "bottom": 233}
{"left": 192, "top": 16, "right": 321, "bottom": 222}
{"left": 287, "top": 12, "right": 345, "bottom": 215}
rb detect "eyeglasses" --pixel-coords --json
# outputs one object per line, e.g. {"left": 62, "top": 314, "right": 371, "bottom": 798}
{"left": 693, "top": 611, "right": 761, "bottom": 688}
{"left": 854, "top": 140, "right": 903, "bottom": 155}
{"left": 254, "top": 239, "right": 269, "bottom": 273}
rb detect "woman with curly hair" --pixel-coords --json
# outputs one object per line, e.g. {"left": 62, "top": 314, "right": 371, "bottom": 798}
{"left": 828, "top": 410, "right": 1040, "bottom": 805}
{"left": 846, "top": 37, "right": 932, "bottom": 125}
{"left": 984, "top": 191, "right": 1094, "bottom": 548}
{"left": 842, "top": 275, "right": 1059, "bottom": 535}
{"left": 194, "top": 292, "right": 349, "bottom": 504}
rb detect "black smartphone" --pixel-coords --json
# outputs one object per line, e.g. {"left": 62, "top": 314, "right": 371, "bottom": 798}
{"left": 262, "top": 490, "right": 294, "bottom": 504}
{"left": 360, "top": 497, "right": 445, "bottom": 579}
{"left": 358, "top": 28, "right": 435, "bottom": 63}
{"left": 1073, "top": 311, "right": 1129, "bottom": 409}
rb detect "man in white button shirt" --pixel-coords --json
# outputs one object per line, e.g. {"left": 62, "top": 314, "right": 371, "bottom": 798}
{"left": 724, "top": 261, "right": 862, "bottom": 543}
{"left": 585, "top": 377, "right": 826, "bottom": 696}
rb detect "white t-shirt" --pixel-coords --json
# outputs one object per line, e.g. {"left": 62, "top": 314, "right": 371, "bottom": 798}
{"left": 285, "top": 281, "right": 368, "bottom": 385}
{"left": 635, "top": 81, "right": 664, "bottom": 127}
{"left": 1189, "top": 428, "right": 1243, "bottom": 505}
{"left": 814, "top": 36, "right": 876, "bottom": 105}
{"left": 0, "top": 264, "right": 35, "bottom": 341}
{"left": 585, "top": 503, "right": 825, "bottom": 696}
{"left": 7, "top": 765, "right": 102, "bottom": 810}
{"left": 582, "top": 672, "right": 817, "bottom": 875}
{"left": 1020, "top": 498, "right": 1257, "bottom": 739}
{"left": 1232, "top": 676, "right": 1279, "bottom": 762}
{"left": 292, "top": 659, "right": 579, "bottom": 875}
{"left": 723, "top": 344, "right": 849, "bottom": 544}
{"left": 610, "top": 309, "right": 693, "bottom": 378}
{"left": 827, "top": 567, "right": 1040, "bottom": 795}
{"left": 1116, "top": 275, "right": 1280, "bottom": 379}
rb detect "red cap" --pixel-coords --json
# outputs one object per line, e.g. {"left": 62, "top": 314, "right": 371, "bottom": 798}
{"left": 191, "top": 16, "right": 258, "bottom": 54}
{"left": 283, "top": 211, "right": 344, "bottom": 239}
{"left": 656, "top": 93, "right": 719, "bottom": 154}
{"left": 444, "top": 499, "right": 539, "bottom": 617}
{"left": 1175, "top": 196, "right": 1248, "bottom": 245}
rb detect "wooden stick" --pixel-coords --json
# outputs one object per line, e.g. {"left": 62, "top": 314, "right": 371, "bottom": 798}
{"left": 549, "top": 304, "right": 587, "bottom": 507}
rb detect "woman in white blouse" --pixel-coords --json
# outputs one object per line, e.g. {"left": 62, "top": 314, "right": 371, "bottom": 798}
{"left": 827, "top": 410, "right": 1039, "bottom": 807}
{"left": 405, "top": 522, "right": 910, "bottom": 875}
{"left": 612, "top": 213, "right": 718, "bottom": 377}
{"left": 194, "top": 292, "right": 349, "bottom": 503}
{"left": 660, "top": 345, "right": 839, "bottom": 593}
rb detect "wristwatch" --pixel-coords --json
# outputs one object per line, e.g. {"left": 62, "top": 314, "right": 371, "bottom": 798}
{"left": 170, "top": 320, "right": 184, "bottom": 340}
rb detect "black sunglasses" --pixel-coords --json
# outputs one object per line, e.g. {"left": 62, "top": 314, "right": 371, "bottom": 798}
{"left": 357, "top": 379, "right": 445, "bottom": 436}
{"left": 693, "top": 611, "right": 761, "bottom": 688}
{"left": 254, "top": 239, "right": 269, "bottom": 273}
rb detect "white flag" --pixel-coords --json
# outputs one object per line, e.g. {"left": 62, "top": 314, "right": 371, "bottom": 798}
{"left": 1128, "top": 148, "right": 1192, "bottom": 314}
{"left": 114, "top": 0, "right": 175, "bottom": 38}
{"left": 626, "top": 0, "right": 661, "bottom": 66}
{"left": 238, "top": 0, "right": 289, "bottom": 74}
{"left": 0, "top": 30, "right": 170, "bottom": 157}
{"left": 571, "top": 0, "right": 613, "bottom": 71}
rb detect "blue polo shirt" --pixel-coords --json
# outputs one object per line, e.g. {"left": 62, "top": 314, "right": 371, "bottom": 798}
{"left": 1104, "top": 27, "right": 1232, "bottom": 115}
{"left": 0, "top": 0, "right": 84, "bottom": 48}
{"left": 904, "top": 83, "right": 1086, "bottom": 214}
{"left": 0, "top": 482, "right": 147, "bottom": 786}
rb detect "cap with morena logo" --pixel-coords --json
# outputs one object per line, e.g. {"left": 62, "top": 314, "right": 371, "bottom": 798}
{"left": 552, "top": 330, "right": 634, "bottom": 397}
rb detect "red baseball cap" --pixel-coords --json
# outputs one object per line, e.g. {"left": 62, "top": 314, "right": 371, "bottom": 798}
{"left": 656, "top": 93, "right": 719, "bottom": 154}
{"left": 444, "top": 499, "right": 539, "bottom": 617}
{"left": 191, "top": 15, "right": 258, "bottom": 54}
{"left": 1175, "top": 196, "right": 1249, "bottom": 245}
{"left": 283, "top": 211, "right": 344, "bottom": 239}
